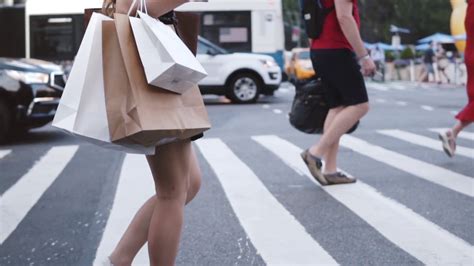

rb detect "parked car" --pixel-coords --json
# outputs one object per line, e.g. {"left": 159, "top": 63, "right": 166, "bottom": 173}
{"left": 285, "top": 48, "right": 315, "bottom": 82}
{"left": 197, "top": 37, "right": 282, "bottom": 103}
{"left": 0, "top": 58, "right": 65, "bottom": 142}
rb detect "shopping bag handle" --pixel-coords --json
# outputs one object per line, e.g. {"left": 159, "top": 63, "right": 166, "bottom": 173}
{"left": 128, "top": 0, "right": 148, "bottom": 16}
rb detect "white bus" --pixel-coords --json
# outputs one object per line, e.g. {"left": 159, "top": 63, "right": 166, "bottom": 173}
{"left": 25, "top": 0, "right": 285, "bottom": 67}
{"left": 177, "top": 0, "right": 285, "bottom": 69}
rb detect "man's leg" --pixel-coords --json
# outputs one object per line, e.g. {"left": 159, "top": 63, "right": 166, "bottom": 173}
{"left": 309, "top": 102, "right": 369, "bottom": 158}
{"left": 418, "top": 64, "right": 429, "bottom": 83}
{"left": 303, "top": 49, "right": 369, "bottom": 185}
{"left": 320, "top": 107, "right": 343, "bottom": 174}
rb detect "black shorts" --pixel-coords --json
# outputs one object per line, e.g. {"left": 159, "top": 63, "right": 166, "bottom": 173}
{"left": 310, "top": 49, "right": 369, "bottom": 108}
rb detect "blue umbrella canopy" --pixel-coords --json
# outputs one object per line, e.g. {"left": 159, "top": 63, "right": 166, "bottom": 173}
{"left": 417, "top": 33, "right": 455, "bottom": 44}
{"left": 364, "top": 42, "right": 375, "bottom": 49}
{"left": 415, "top": 43, "right": 431, "bottom": 51}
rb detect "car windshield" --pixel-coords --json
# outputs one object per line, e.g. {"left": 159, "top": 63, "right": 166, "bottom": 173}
{"left": 198, "top": 36, "right": 229, "bottom": 55}
{"left": 299, "top": 51, "right": 310, "bottom": 60}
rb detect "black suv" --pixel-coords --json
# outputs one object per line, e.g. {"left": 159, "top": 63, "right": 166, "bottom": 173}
{"left": 0, "top": 58, "right": 65, "bottom": 142}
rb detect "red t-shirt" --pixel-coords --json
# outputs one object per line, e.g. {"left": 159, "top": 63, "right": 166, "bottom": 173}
{"left": 311, "top": 0, "right": 360, "bottom": 50}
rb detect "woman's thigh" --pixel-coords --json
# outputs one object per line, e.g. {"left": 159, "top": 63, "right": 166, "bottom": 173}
{"left": 146, "top": 140, "right": 192, "bottom": 198}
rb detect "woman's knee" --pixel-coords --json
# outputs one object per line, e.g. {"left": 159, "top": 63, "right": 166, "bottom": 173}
{"left": 156, "top": 186, "right": 188, "bottom": 204}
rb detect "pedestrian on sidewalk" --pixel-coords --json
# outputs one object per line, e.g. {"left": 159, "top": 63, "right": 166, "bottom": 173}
{"left": 300, "top": 0, "right": 375, "bottom": 185}
{"left": 418, "top": 41, "right": 437, "bottom": 83}
{"left": 371, "top": 45, "right": 385, "bottom": 81}
{"left": 102, "top": 1, "right": 204, "bottom": 266}
{"left": 435, "top": 43, "right": 451, "bottom": 84}
{"left": 439, "top": 0, "right": 474, "bottom": 157}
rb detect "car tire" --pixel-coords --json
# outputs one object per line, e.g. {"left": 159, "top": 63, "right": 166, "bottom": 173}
{"left": 0, "top": 100, "right": 11, "bottom": 144}
{"left": 226, "top": 73, "right": 262, "bottom": 104}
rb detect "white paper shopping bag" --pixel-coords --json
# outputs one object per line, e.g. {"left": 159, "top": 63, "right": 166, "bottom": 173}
{"left": 129, "top": 11, "right": 207, "bottom": 94}
{"left": 53, "top": 12, "right": 155, "bottom": 155}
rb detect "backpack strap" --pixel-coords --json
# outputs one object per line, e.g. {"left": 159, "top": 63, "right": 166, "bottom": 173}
{"left": 317, "top": 0, "right": 335, "bottom": 13}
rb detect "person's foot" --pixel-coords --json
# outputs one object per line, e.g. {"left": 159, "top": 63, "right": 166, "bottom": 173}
{"left": 300, "top": 150, "right": 328, "bottom": 185}
{"left": 438, "top": 130, "right": 456, "bottom": 157}
{"left": 323, "top": 172, "right": 357, "bottom": 185}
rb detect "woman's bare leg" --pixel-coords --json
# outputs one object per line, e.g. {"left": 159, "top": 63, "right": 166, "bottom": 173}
{"left": 109, "top": 147, "right": 201, "bottom": 266}
{"left": 452, "top": 120, "right": 472, "bottom": 138}
{"left": 146, "top": 140, "right": 191, "bottom": 266}
{"left": 108, "top": 196, "right": 155, "bottom": 266}
{"left": 309, "top": 102, "right": 369, "bottom": 158}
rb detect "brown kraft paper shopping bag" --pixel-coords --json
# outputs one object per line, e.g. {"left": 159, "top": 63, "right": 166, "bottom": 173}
{"left": 102, "top": 14, "right": 210, "bottom": 147}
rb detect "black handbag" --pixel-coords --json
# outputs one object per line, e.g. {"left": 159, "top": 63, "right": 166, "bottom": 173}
{"left": 289, "top": 77, "right": 359, "bottom": 134}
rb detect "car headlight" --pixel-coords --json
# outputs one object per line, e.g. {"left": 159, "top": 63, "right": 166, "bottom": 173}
{"left": 5, "top": 70, "right": 49, "bottom": 84}
{"left": 260, "top": 59, "right": 277, "bottom": 68}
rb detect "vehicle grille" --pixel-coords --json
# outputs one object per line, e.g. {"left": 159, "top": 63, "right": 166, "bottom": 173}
{"left": 50, "top": 72, "right": 66, "bottom": 90}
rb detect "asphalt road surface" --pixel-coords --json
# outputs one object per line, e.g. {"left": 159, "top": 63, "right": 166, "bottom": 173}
{"left": 1, "top": 81, "right": 473, "bottom": 265}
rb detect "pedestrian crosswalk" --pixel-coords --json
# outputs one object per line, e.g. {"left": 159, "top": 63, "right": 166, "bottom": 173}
{"left": 340, "top": 135, "right": 473, "bottom": 197}
{"left": 253, "top": 135, "right": 473, "bottom": 265}
{"left": 366, "top": 82, "right": 389, "bottom": 91}
{"left": 366, "top": 81, "right": 465, "bottom": 92}
{"left": 197, "top": 139, "right": 337, "bottom": 265}
{"left": 0, "top": 129, "right": 473, "bottom": 265}
{"left": 379, "top": 129, "right": 474, "bottom": 159}
{"left": 366, "top": 81, "right": 414, "bottom": 92}
{"left": 0, "top": 146, "right": 79, "bottom": 244}
{"left": 430, "top": 128, "right": 474, "bottom": 141}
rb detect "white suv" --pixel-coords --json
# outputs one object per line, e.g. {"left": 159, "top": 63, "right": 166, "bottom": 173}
{"left": 197, "top": 37, "right": 282, "bottom": 103}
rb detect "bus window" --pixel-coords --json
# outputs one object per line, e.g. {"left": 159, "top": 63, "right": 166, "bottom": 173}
{"left": 30, "top": 14, "right": 83, "bottom": 61}
{"left": 200, "top": 11, "right": 251, "bottom": 53}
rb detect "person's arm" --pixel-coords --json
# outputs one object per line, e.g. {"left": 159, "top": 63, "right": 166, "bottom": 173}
{"left": 334, "top": 0, "right": 375, "bottom": 75}
{"left": 116, "top": 0, "right": 189, "bottom": 17}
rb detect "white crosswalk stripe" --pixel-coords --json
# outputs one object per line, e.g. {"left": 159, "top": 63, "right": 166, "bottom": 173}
{"left": 196, "top": 139, "right": 337, "bottom": 265}
{"left": 93, "top": 154, "right": 154, "bottom": 265}
{"left": 378, "top": 129, "right": 474, "bottom": 159}
{"left": 421, "top": 105, "right": 435, "bottom": 111}
{"left": 429, "top": 128, "right": 474, "bottom": 141}
{"left": 0, "top": 149, "right": 11, "bottom": 159}
{"left": 389, "top": 83, "right": 407, "bottom": 90}
{"left": 252, "top": 135, "right": 474, "bottom": 265}
{"left": 0, "top": 145, "right": 79, "bottom": 244}
{"left": 366, "top": 82, "right": 389, "bottom": 91}
{"left": 340, "top": 135, "right": 474, "bottom": 197}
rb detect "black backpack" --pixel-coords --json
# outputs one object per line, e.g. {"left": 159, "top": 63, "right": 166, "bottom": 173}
{"left": 301, "top": 0, "right": 335, "bottom": 39}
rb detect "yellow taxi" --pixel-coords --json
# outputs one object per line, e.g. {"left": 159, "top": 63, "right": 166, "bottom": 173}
{"left": 285, "top": 48, "right": 315, "bottom": 81}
